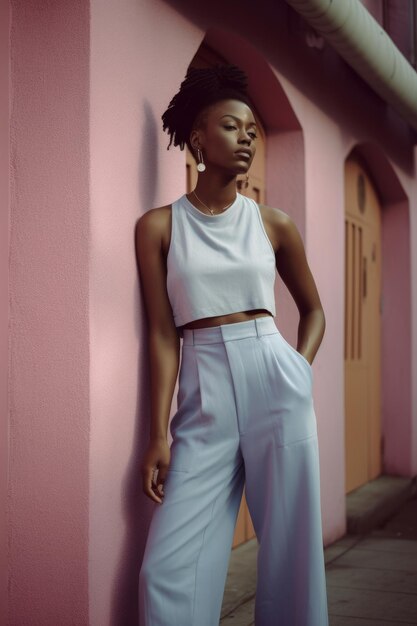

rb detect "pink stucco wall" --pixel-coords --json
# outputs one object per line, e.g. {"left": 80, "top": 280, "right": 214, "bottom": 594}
{"left": 382, "top": 200, "right": 412, "bottom": 473}
{"left": 6, "top": 1, "right": 90, "bottom": 623}
{"left": 88, "top": 2, "right": 203, "bottom": 622}
{"left": 1, "top": 0, "right": 10, "bottom": 620}
{"left": 4, "top": 0, "right": 417, "bottom": 624}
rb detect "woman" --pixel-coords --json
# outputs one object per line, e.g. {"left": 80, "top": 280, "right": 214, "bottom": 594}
{"left": 136, "top": 65, "right": 329, "bottom": 626}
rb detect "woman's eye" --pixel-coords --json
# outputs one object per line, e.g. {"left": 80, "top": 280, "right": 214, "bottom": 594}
{"left": 249, "top": 132, "right": 258, "bottom": 139}
{"left": 224, "top": 125, "right": 237, "bottom": 130}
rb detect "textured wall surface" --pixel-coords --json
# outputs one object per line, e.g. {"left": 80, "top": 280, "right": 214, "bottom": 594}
{"left": 1, "top": 0, "right": 10, "bottom": 621}
{"left": 7, "top": 1, "right": 90, "bottom": 623}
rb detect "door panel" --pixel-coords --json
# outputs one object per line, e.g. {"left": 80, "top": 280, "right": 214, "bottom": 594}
{"left": 344, "top": 158, "right": 382, "bottom": 493}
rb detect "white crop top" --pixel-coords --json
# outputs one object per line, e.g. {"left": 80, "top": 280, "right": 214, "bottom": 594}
{"left": 166, "top": 192, "right": 276, "bottom": 331}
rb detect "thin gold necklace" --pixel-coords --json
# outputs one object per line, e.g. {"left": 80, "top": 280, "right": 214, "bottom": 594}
{"left": 192, "top": 190, "right": 236, "bottom": 216}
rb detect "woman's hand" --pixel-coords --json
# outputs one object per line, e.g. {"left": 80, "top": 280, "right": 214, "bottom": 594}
{"left": 141, "top": 438, "right": 171, "bottom": 504}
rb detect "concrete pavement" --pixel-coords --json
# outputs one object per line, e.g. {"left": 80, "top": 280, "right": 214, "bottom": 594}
{"left": 220, "top": 475, "right": 417, "bottom": 625}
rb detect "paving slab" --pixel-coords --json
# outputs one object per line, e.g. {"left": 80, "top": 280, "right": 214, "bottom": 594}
{"left": 324, "top": 535, "right": 363, "bottom": 564}
{"left": 374, "top": 498, "right": 417, "bottom": 540}
{"left": 353, "top": 536, "right": 417, "bottom": 554}
{"left": 220, "top": 539, "right": 257, "bottom": 619}
{"left": 328, "top": 544, "right": 417, "bottom": 572}
{"left": 326, "top": 560, "right": 417, "bottom": 594}
{"left": 328, "top": 585, "right": 417, "bottom": 623}
{"left": 346, "top": 476, "right": 415, "bottom": 534}
{"left": 220, "top": 596, "right": 255, "bottom": 625}
{"left": 330, "top": 617, "right": 417, "bottom": 625}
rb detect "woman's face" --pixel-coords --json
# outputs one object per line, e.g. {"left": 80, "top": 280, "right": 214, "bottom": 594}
{"left": 190, "top": 99, "right": 257, "bottom": 175}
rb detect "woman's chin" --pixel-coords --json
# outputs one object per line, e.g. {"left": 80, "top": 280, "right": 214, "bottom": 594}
{"left": 212, "top": 163, "right": 249, "bottom": 178}
{"left": 230, "top": 164, "right": 249, "bottom": 176}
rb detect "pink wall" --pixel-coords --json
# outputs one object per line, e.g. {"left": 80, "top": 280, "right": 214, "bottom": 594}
{"left": 361, "top": 0, "right": 383, "bottom": 22}
{"left": 88, "top": 1, "right": 203, "bottom": 623}
{"left": 382, "top": 201, "right": 412, "bottom": 473}
{"left": 1, "top": 0, "right": 10, "bottom": 620}
{"left": 6, "top": 1, "right": 90, "bottom": 623}
{"left": 303, "top": 113, "right": 348, "bottom": 540}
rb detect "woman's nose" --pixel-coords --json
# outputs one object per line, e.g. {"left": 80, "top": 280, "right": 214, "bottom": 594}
{"left": 238, "top": 134, "right": 251, "bottom": 145}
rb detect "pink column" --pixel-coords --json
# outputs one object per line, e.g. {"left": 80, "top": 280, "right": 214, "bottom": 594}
{"left": 6, "top": 1, "right": 90, "bottom": 623}
{"left": 0, "top": 0, "right": 11, "bottom": 619}
{"left": 382, "top": 200, "right": 412, "bottom": 474}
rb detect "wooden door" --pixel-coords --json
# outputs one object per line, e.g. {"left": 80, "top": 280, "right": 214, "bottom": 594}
{"left": 344, "top": 157, "right": 382, "bottom": 493}
{"left": 185, "top": 46, "right": 267, "bottom": 547}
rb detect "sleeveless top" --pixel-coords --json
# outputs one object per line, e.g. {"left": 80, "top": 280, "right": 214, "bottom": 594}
{"left": 166, "top": 192, "right": 276, "bottom": 332}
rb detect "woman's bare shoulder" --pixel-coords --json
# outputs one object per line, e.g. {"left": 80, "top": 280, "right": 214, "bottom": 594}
{"left": 136, "top": 204, "right": 171, "bottom": 235}
{"left": 138, "top": 203, "right": 171, "bottom": 222}
{"left": 258, "top": 203, "right": 295, "bottom": 252}
{"left": 259, "top": 202, "right": 291, "bottom": 223}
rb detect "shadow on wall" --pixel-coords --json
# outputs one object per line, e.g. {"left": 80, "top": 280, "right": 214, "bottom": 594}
{"left": 139, "top": 99, "right": 159, "bottom": 211}
{"left": 108, "top": 100, "right": 161, "bottom": 626}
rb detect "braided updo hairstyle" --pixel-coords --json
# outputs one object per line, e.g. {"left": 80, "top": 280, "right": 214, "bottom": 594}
{"left": 161, "top": 64, "right": 253, "bottom": 158}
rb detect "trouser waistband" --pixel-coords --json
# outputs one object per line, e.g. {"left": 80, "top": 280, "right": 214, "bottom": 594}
{"left": 182, "top": 315, "right": 278, "bottom": 345}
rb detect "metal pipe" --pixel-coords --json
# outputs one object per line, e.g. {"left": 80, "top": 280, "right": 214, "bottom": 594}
{"left": 285, "top": 0, "right": 417, "bottom": 134}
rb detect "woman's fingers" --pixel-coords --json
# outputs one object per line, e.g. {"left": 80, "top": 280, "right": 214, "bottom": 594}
{"left": 156, "top": 472, "right": 166, "bottom": 498}
{"left": 153, "top": 472, "right": 165, "bottom": 501}
{"left": 143, "top": 466, "right": 163, "bottom": 504}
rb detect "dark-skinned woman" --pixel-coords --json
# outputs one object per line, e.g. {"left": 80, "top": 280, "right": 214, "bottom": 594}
{"left": 136, "top": 64, "right": 329, "bottom": 626}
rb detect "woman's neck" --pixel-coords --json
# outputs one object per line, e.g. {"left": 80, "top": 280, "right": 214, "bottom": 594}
{"left": 191, "top": 171, "right": 237, "bottom": 212}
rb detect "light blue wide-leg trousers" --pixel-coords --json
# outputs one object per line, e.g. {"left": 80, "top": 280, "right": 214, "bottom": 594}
{"left": 139, "top": 316, "right": 329, "bottom": 626}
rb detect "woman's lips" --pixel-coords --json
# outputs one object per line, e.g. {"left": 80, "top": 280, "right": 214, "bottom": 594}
{"left": 235, "top": 152, "right": 251, "bottom": 160}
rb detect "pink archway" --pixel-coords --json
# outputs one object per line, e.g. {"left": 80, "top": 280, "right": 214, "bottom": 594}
{"left": 349, "top": 142, "right": 412, "bottom": 475}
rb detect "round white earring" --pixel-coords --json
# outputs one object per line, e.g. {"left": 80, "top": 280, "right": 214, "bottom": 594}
{"left": 196, "top": 147, "right": 206, "bottom": 173}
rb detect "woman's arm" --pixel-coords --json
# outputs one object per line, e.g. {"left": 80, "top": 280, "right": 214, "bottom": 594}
{"left": 274, "top": 211, "right": 326, "bottom": 365}
{"left": 135, "top": 207, "right": 180, "bottom": 503}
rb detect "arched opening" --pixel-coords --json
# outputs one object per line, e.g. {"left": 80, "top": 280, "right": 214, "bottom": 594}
{"left": 180, "top": 29, "right": 307, "bottom": 547}
{"left": 344, "top": 143, "right": 411, "bottom": 495}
